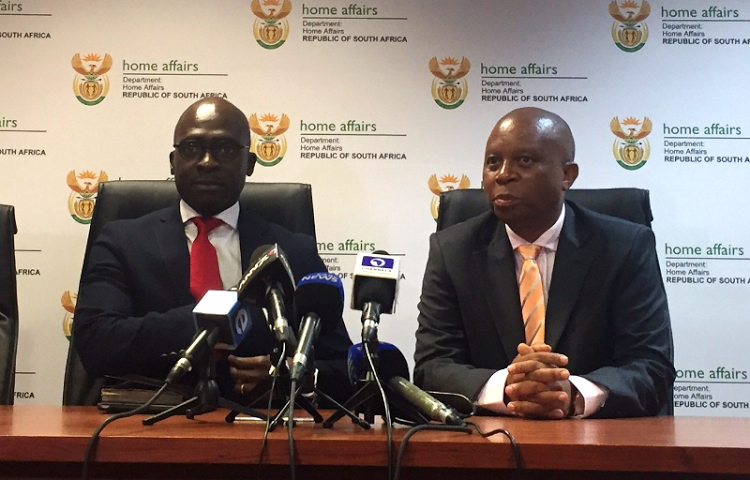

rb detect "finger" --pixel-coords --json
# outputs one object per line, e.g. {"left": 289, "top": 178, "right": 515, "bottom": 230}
{"left": 227, "top": 354, "right": 272, "bottom": 369}
{"left": 233, "top": 378, "right": 265, "bottom": 395}
{"left": 520, "top": 367, "right": 570, "bottom": 384}
{"left": 509, "top": 352, "right": 568, "bottom": 370}
{"left": 516, "top": 343, "right": 552, "bottom": 355}
{"left": 505, "top": 380, "right": 555, "bottom": 400}
{"left": 507, "top": 400, "right": 566, "bottom": 420}
{"left": 507, "top": 358, "right": 557, "bottom": 375}
{"left": 230, "top": 365, "right": 270, "bottom": 383}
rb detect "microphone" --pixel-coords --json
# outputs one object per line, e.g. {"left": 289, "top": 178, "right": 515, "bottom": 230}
{"left": 166, "top": 290, "right": 254, "bottom": 385}
{"left": 236, "top": 244, "right": 297, "bottom": 348}
{"left": 347, "top": 343, "right": 464, "bottom": 425}
{"left": 193, "top": 290, "right": 253, "bottom": 350}
{"left": 347, "top": 342, "right": 410, "bottom": 386}
{"left": 290, "top": 272, "right": 345, "bottom": 382}
{"left": 387, "top": 376, "right": 465, "bottom": 426}
{"left": 351, "top": 251, "right": 400, "bottom": 345}
{"left": 166, "top": 327, "right": 219, "bottom": 385}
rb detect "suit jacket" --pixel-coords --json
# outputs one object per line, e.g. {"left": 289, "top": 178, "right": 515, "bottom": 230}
{"left": 414, "top": 201, "right": 675, "bottom": 418}
{"left": 74, "top": 204, "right": 353, "bottom": 405}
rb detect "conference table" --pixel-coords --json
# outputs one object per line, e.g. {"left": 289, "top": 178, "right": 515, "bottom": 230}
{"left": 0, "top": 406, "right": 748, "bottom": 479}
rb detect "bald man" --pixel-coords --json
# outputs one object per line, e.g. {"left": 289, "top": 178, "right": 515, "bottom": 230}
{"left": 414, "top": 107, "right": 674, "bottom": 419}
{"left": 74, "top": 98, "right": 353, "bottom": 406}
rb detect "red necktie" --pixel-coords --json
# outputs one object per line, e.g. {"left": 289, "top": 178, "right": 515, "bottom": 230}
{"left": 190, "top": 217, "right": 224, "bottom": 301}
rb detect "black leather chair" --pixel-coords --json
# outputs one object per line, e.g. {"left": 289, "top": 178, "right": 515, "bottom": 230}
{"left": 437, "top": 187, "right": 652, "bottom": 231}
{"left": 0, "top": 204, "right": 18, "bottom": 405}
{"left": 436, "top": 187, "right": 674, "bottom": 416}
{"left": 63, "top": 180, "right": 317, "bottom": 406}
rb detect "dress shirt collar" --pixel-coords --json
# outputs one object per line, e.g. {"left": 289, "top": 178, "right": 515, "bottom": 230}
{"left": 179, "top": 200, "right": 240, "bottom": 229}
{"left": 505, "top": 204, "right": 565, "bottom": 252}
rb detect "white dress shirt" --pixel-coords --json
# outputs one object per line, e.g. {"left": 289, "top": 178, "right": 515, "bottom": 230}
{"left": 180, "top": 200, "right": 242, "bottom": 289}
{"left": 476, "top": 207, "right": 608, "bottom": 418}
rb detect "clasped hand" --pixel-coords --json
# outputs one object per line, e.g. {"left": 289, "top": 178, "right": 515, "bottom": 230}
{"left": 505, "top": 343, "right": 574, "bottom": 419}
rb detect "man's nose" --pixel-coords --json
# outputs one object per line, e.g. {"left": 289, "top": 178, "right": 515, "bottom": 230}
{"left": 197, "top": 149, "right": 219, "bottom": 168}
{"left": 494, "top": 159, "right": 515, "bottom": 182}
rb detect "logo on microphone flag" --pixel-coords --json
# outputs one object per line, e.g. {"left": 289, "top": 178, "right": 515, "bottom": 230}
{"left": 362, "top": 256, "right": 394, "bottom": 269}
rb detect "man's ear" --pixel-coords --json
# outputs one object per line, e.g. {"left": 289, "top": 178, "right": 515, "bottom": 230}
{"left": 169, "top": 151, "right": 175, "bottom": 175}
{"left": 246, "top": 152, "right": 257, "bottom": 177}
{"left": 562, "top": 162, "right": 579, "bottom": 191}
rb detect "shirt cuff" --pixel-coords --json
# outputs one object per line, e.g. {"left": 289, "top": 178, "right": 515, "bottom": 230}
{"left": 476, "top": 368, "right": 511, "bottom": 414}
{"left": 569, "top": 375, "right": 608, "bottom": 418}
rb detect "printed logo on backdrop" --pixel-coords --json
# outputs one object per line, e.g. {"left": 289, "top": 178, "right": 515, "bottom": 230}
{"left": 428, "top": 174, "right": 471, "bottom": 220}
{"left": 71, "top": 53, "right": 113, "bottom": 106}
{"left": 251, "top": 0, "right": 292, "bottom": 49}
{"left": 429, "top": 57, "right": 471, "bottom": 110}
{"left": 609, "top": 1, "right": 650, "bottom": 52}
{"left": 66, "top": 170, "right": 108, "bottom": 224}
{"left": 61, "top": 291, "right": 77, "bottom": 341}
{"left": 249, "top": 113, "right": 290, "bottom": 167}
{"left": 610, "top": 116, "right": 652, "bottom": 170}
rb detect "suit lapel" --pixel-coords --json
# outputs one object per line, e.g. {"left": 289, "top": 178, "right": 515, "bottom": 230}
{"left": 155, "top": 205, "right": 193, "bottom": 304}
{"left": 473, "top": 220, "right": 525, "bottom": 362}
{"left": 237, "top": 208, "right": 272, "bottom": 271}
{"left": 545, "top": 203, "right": 595, "bottom": 349}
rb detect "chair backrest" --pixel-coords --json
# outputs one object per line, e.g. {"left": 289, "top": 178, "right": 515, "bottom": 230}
{"left": 0, "top": 204, "right": 18, "bottom": 405}
{"left": 63, "top": 180, "right": 316, "bottom": 405}
{"left": 437, "top": 187, "right": 653, "bottom": 231}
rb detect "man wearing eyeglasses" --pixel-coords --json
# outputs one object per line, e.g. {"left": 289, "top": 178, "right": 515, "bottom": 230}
{"left": 74, "top": 97, "right": 353, "bottom": 406}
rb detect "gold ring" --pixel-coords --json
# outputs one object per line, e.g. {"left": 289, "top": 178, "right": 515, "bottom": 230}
{"left": 240, "top": 383, "right": 246, "bottom": 395}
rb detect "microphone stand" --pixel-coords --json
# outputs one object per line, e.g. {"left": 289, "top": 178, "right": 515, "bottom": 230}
{"left": 143, "top": 346, "right": 268, "bottom": 426}
{"left": 322, "top": 336, "right": 428, "bottom": 429}
{"left": 224, "top": 342, "right": 347, "bottom": 430}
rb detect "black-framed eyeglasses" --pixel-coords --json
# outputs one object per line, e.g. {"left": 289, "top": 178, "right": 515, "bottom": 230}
{"left": 173, "top": 138, "right": 250, "bottom": 162}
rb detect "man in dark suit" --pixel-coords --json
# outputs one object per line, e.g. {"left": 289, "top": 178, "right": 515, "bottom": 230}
{"left": 74, "top": 97, "right": 352, "bottom": 405}
{"left": 414, "top": 107, "right": 674, "bottom": 419}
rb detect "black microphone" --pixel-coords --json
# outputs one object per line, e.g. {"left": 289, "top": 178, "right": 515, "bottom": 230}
{"left": 289, "top": 272, "right": 345, "bottom": 382}
{"left": 236, "top": 244, "right": 297, "bottom": 348}
{"left": 387, "top": 376, "right": 465, "bottom": 426}
{"left": 351, "top": 251, "right": 400, "bottom": 345}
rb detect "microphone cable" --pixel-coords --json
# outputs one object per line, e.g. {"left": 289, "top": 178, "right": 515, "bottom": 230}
{"left": 363, "top": 341, "right": 393, "bottom": 480}
{"left": 81, "top": 382, "right": 170, "bottom": 480}
{"left": 255, "top": 342, "right": 287, "bottom": 480}
{"left": 288, "top": 377, "right": 297, "bottom": 480}
{"left": 392, "top": 420, "right": 521, "bottom": 480}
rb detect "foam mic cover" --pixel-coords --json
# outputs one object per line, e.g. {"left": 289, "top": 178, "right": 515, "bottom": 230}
{"left": 353, "top": 277, "right": 395, "bottom": 313}
{"left": 347, "top": 342, "right": 410, "bottom": 386}
{"left": 294, "top": 272, "right": 345, "bottom": 334}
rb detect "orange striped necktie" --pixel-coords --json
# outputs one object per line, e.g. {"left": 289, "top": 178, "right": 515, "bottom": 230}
{"left": 517, "top": 244, "right": 545, "bottom": 345}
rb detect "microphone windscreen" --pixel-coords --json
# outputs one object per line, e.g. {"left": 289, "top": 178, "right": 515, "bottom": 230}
{"left": 354, "top": 277, "right": 395, "bottom": 311}
{"left": 347, "top": 342, "right": 410, "bottom": 386}
{"left": 294, "top": 272, "right": 344, "bottom": 334}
